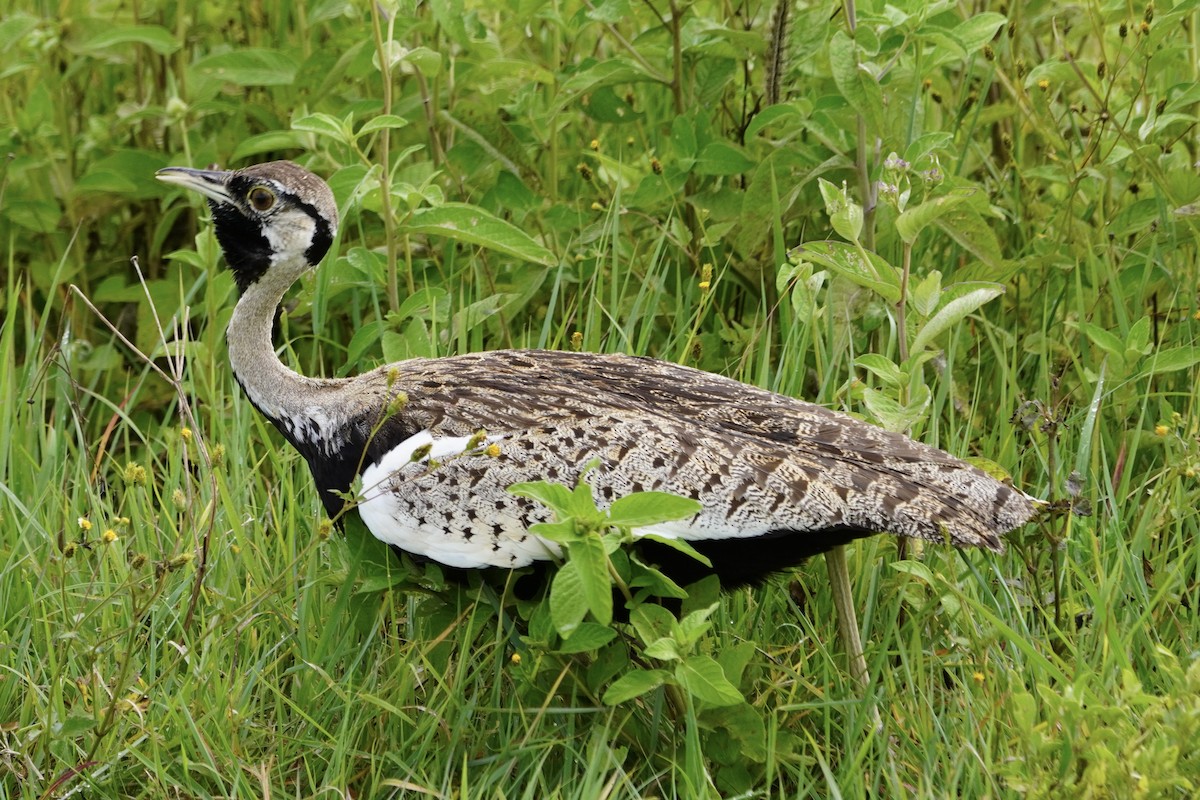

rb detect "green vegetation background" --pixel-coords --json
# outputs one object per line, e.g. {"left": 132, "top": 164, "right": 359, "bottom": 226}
{"left": 2, "top": 0, "right": 1199, "bottom": 797}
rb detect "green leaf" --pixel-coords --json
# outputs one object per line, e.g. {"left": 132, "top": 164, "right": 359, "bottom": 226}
{"left": 643, "top": 637, "right": 683, "bottom": 661}
{"left": 556, "top": 622, "right": 617, "bottom": 654}
{"left": 676, "top": 655, "right": 744, "bottom": 707}
{"left": 79, "top": 24, "right": 179, "bottom": 55}
{"left": 855, "top": 353, "right": 904, "bottom": 389}
{"left": 526, "top": 519, "right": 581, "bottom": 544}
{"left": 566, "top": 536, "right": 613, "bottom": 626}
{"left": 909, "top": 270, "right": 943, "bottom": 317}
{"left": 191, "top": 48, "right": 299, "bottom": 86}
{"left": 405, "top": 204, "right": 556, "bottom": 266}
{"left": 794, "top": 241, "right": 901, "bottom": 304}
{"left": 1138, "top": 347, "right": 1200, "bottom": 377}
{"left": 629, "top": 604, "right": 677, "bottom": 647}
{"left": 550, "top": 561, "right": 588, "bottom": 637}
{"left": 608, "top": 492, "right": 702, "bottom": 527}
{"left": 292, "top": 112, "right": 353, "bottom": 145}
{"left": 1076, "top": 321, "right": 1125, "bottom": 361}
{"left": 909, "top": 284, "right": 1004, "bottom": 354}
{"left": 1124, "top": 316, "right": 1152, "bottom": 360}
{"left": 932, "top": 205, "right": 1003, "bottom": 268}
{"left": 602, "top": 668, "right": 671, "bottom": 705}
{"left": 861, "top": 384, "right": 931, "bottom": 433}
{"left": 694, "top": 141, "right": 755, "bottom": 176}
{"left": 828, "top": 30, "right": 884, "bottom": 134}
{"left": 895, "top": 188, "right": 977, "bottom": 244}
{"left": 509, "top": 481, "right": 575, "bottom": 517}
{"left": 633, "top": 534, "right": 711, "bottom": 567}
{"left": 951, "top": 13, "right": 1007, "bottom": 52}
{"left": 358, "top": 115, "right": 411, "bottom": 136}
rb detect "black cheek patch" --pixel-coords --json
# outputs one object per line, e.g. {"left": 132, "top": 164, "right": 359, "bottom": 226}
{"left": 209, "top": 200, "right": 272, "bottom": 293}
{"left": 300, "top": 199, "right": 334, "bottom": 265}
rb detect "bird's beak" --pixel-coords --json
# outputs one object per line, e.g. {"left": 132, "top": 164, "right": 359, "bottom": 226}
{"left": 155, "top": 166, "right": 234, "bottom": 205}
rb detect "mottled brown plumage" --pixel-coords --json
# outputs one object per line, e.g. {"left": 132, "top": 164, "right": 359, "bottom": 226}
{"left": 156, "top": 160, "right": 1038, "bottom": 588}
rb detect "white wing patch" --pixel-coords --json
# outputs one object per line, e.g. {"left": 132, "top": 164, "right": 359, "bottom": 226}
{"left": 356, "top": 429, "right": 560, "bottom": 569}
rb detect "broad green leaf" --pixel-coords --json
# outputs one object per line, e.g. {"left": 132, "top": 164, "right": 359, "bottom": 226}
{"left": 526, "top": 519, "right": 581, "bottom": 544}
{"left": 855, "top": 354, "right": 904, "bottom": 388}
{"left": 629, "top": 604, "right": 677, "bottom": 647}
{"left": 745, "top": 101, "right": 810, "bottom": 138}
{"left": 1076, "top": 321, "right": 1125, "bottom": 361}
{"left": 608, "top": 492, "right": 702, "bottom": 527}
{"left": 694, "top": 141, "right": 755, "bottom": 176}
{"left": 952, "top": 13, "right": 1007, "bottom": 52}
{"left": 703, "top": 702, "right": 768, "bottom": 762}
{"left": 566, "top": 536, "right": 613, "bottom": 626}
{"left": 643, "top": 637, "right": 683, "bottom": 661}
{"left": 558, "top": 59, "right": 653, "bottom": 104}
{"left": 910, "top": 284, "right": 1004, "bottom": 353}
{"left": 556, "top": 622, "right": 617, "bottom": 654}
{"left": 358, "top": 115, "right": 411, "bottom": 136}
{"left": 191, "top": 48, "right": 299, "bottom": 86}
{"left": 633, "top": 533, "right": 711, "bottom": 567}
{"left": 602, "top": 668, "right": 671, "bottom": 705}
{"left": 550, "top": 561, "right": 588, "bottom": 636}
{"left": 828, "top": 30, "right": 885, "bottom": 134}
{"left": 292, "top": 112, "right": 353, "bottom": 145}
{"left": 861, "top": 384, "right": 931, "bottom": 433}
{"left": 1138, "top": 347, "right": 1200, "bottom": 377}
{"left": 509, "top": 481, "right": 575, "bottom": 516}
{"left": 405, "top": 204, "right": 556, "bottom": 266}
{"left": 1124, "top": 316, "right": 1152, "bottom": 360}
{"left": 794, "top": 241, "right": 901, "bottom": 304}
{"left": 677, "top": 603, "right": 718, "bottom": 647}
{"left": 909, "top": 270, "right": 943, "bottom": 318}
{"left": 80, "top": 24, "right": 179, "bottom": 55}
{"left": 895, "top": 189, "right": 977, "bottom": 244}
{"left": 232, "top": 131, "right": 310, "bottom": 161}
{"left": 932, "top": 205, "right": 1003, "bottom": 268}
{"left": 677, "top": 655, "right": 744, "bottom": 707}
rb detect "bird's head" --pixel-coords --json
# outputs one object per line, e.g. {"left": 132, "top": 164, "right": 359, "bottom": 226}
{"left": 156, "top": 161, "right": 338, "bottom": 293}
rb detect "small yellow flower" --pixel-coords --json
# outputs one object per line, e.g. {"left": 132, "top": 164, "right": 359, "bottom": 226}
{"left": 589, "top": 139, "right": 600, "bottom": 151}
{"left": 180, "top": 427, "right": 192, "bottom": 442}
{"left": 102, "top": 529, "right": 118, "bottom": 544}
{"left": 510, "top": 652, "right": 522, "bottom": 665}
{"left": 570, "top": 331, "right": 583, "bottom": 351}
{"left": 698, "top": 281, "right": 711, "bottom": 291}
{"left": 1192, "top": 309, "right": 1200, "bottom": 321}
{"left": 1037, "top": 79, "right": 1050, "bottom": 92}
{"left": 231, "top": 544, "right": 242, "bottom": 555}
{"left": 973, "top": 671, "right": 985, "bottom": 684}
{"left": 78, "top": 516, "right": 93, "bottom": 531}
{"left": 1154, "top": 424, "right": 1170, "bottom": 436}
{"left": 317, "top": 519, "right": 334, "bottom": 540}
{"left": 485, "top": 443, "right": 502, "bottom": 458}
{"left": 123, "top": 462, "right": 147, "bottom": 486}
{"left": 590, "top": 201, "right": 604, "bottom": 211}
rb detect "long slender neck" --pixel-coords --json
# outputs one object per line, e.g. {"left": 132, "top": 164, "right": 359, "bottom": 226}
{"left": 225, "top": 259, "right": 348, "bottom": 443}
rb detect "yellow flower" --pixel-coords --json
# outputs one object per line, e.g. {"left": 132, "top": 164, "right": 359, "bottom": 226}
{"left": 1154, "top": 424, "right": 1169, "bottom": 436}
{"left": 180, "top": 427, "right": 192, "bottom": 441}
{"left": 589, "top": 139, "right": 600, "bottom": 151}
{"left": 78, "top": 517, "right": 92, "bottom": 532}
{"left": 1037, "top": 79, "right": 1050, "bottom": 92}
{"left": 973, "top": 671, "right": 985, "bottom": 684}
{"left": 486, "top": 443, "right": 502, "bottom": 458}
{"left": 510, "top": 652, "right": 522, "bottom": 665}
{"left": 102, "top": 529, "right": 118, "bottom": 544}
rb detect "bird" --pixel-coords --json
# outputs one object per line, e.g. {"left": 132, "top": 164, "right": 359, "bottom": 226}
{"left": 155, "top": 160, "right": 1038, "bottom": 592}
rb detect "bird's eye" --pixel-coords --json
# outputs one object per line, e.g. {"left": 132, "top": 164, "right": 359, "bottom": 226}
{"left": 247, "top": 186, "right": 276, "bottom": 211}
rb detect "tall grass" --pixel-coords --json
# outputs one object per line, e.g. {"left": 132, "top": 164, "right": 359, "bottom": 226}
{"left": 2, "top": 0, "right": 1199, "bottom": 797}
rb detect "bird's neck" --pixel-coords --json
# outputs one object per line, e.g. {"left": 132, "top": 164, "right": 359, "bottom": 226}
{"left": 226, "top": 264, "right": 348, "bottom": 442}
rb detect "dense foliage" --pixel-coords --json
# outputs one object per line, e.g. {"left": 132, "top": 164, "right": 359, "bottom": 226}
{"left": 2, "top": 0, "right": 1199, "bottom": 797}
